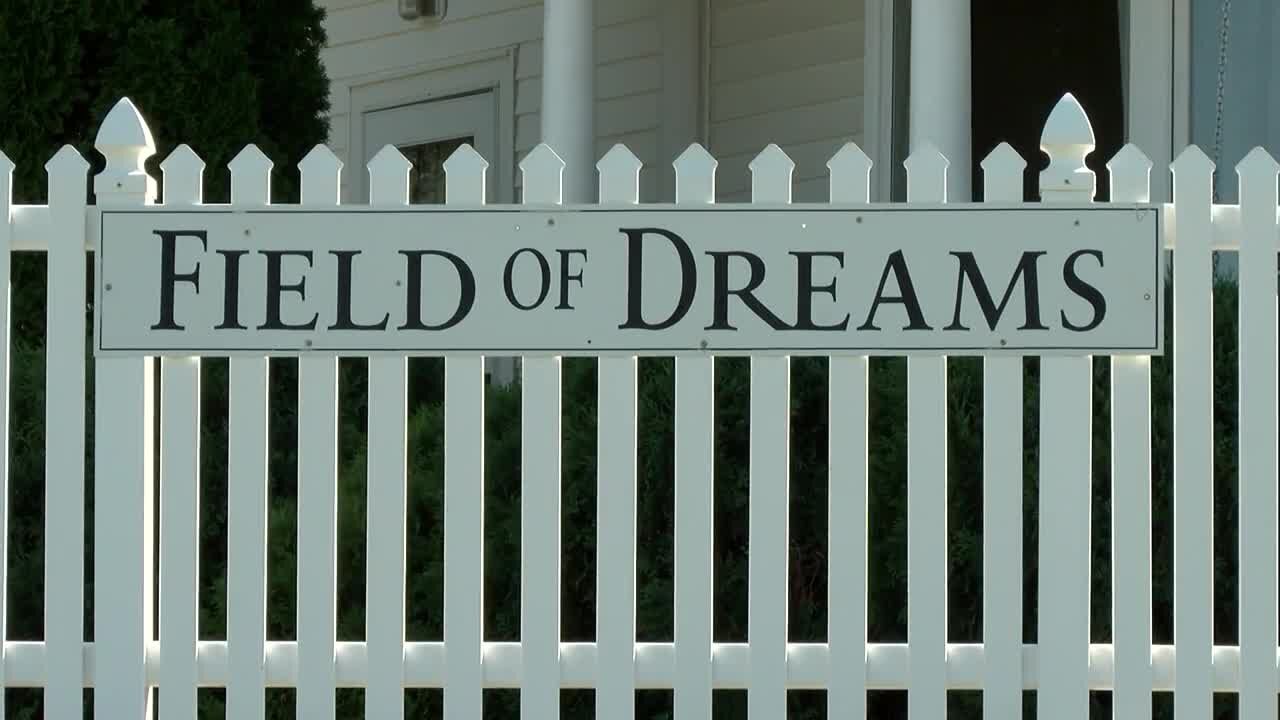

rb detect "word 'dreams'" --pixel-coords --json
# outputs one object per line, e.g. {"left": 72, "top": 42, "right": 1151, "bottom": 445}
{"left": 94, "top": 206, "right": 1160, "bottom": 355}
{"left": 615, "top": 228, "right": 1108, "bottom": 336}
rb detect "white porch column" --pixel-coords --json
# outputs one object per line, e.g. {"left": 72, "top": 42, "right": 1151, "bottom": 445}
{"left": 909, "top": 0, "right": 972, "bottom": 201}
{"left": 488, "top": 0, "right": 594, "bottom": 387}
{"left": 541, "top": 0, "right": 595, "bottom": 203}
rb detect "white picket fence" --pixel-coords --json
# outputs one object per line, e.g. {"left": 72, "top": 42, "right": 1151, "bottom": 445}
{"left": 0, "top": 91, "right": 1273, "bottom": 719}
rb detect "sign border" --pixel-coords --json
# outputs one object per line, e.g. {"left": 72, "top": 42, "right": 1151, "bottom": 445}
{"left": 94, "top": 203, "right": 1164, "bottom": 357}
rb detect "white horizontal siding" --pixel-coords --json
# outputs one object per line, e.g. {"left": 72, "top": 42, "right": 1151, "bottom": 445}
{"left": 322, "top": 0, "right": 665, "bottom": 201}
{"left": 708, "top": 0, "right": 865, "bottom": 203}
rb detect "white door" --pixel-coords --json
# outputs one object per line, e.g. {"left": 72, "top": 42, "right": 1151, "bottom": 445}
{"left": 360, "top": 90, "right": 497, "bottom": 203}
{"left": 360, "top": 89, "right": 516, "bottom": 384}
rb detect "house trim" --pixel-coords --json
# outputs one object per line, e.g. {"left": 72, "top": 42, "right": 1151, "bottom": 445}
{"left": 659, "top": 0, "right": 704, "bottom": 201}
{"left": 1125, "top": 0, "right": 1189, "bottom": 203}
{"left": 344, "top": 46, "right": 517, "bottom": 204}
{"left": 863, "top": 0, "right": 897, "bottom": 202}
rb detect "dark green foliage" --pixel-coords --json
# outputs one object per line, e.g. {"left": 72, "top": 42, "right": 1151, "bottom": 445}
{"left": 0, "top": 2, "right": 329, "bottom": 717}
{"left": 0, "top": 0, "right": 329, "bottom": 205}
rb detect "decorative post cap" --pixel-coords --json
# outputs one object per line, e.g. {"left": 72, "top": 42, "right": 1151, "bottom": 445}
{"left": 94, "top": 97, "right": 157, "bottom": 204}
{"left": 1039, "top": 93, "right": 1095, "bottom": 202}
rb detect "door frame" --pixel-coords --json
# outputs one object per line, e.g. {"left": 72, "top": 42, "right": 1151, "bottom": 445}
{"left": 344, "top": 47, "right": 517, "bottom": 204}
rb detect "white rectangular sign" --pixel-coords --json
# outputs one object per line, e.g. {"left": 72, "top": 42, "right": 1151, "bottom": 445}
{"left": 94, "top": 204, "right": 1162, "bottom": 357}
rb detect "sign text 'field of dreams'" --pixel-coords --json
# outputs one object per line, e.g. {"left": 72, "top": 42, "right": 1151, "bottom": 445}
{"left": 94, "top": 205, "right": 1162, "bottom": 356}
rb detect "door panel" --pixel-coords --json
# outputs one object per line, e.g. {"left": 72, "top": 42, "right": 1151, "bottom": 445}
{"left": 360, "top": 91, "right": 496, "bottom": 203}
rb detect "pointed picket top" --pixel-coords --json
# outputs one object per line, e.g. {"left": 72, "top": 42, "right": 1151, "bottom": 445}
{"left": 299, "top": 144, "right": 342, "bottom": 206}
{"left": 299, "top": 144, "right": 343, "bottom": 176}
{"left": 980, "top": 142, "right": 1025, "bottom": 173}
{"left": 673, "top": 143, "right": 716, "bottom": 205}
{"left": 827, "top": 142, "right": 871, "bottom": 203}
{"left": 443, "top": 144, "right": 487, "bottom": 205}
{"left": 980, "top": 143, "right": 1025, "bottom": 202}
{"left": 160, "top": 144, "right": 204, "bottom": 173}
{"left": 749, "top": 144, "right": 794, "bottom": 203}
{"left": 367, "top": 144, "right": 410, "bottom": 205}
{"left": 673, "top": 142, "right": 716, "bottom": 173}
{"left": 45, "top": 144, "right": 90, "bottom": 176}
{"left": 1106, "top": 144, "right": 1152, "bottom": 204}
{"left": 1236, "top": 145, "right": 1280, "bottom": 177}
{"left": 597, "top": 143, "right": 643, "bottom": 175}
{"left": 597, "top": 144, "right": 642, "bottom": 205}
{"left": 0, "top": 151, "right": 12, "bottom": 212}
{"left": 229, "top": 144, "right": 273, "bottom": 205}
{"left": 1107, "top": 143, "right": 1152, "bottom": 174}
{"left": 520, "top": 143, "right": 565, "bottom": 204}
{"left": 1170, "top": 144, "right": 1214, "bottom": 175}
{"left": 827, "top": 142, "right": 872, "bottom": 176}
{"left": 903, "top": 142, "right": 949, "bottom": 174}
{"left": 1236, "top": 147, "right": 1278, "bottom": 241}
{"left": 228, "top": 144, "right": 273, "bottom": 174}
{"left": 904, "top": 142, "right": 948, "bottom": 202}
{"left": 1238, "top": 145, "right": 1278, "bottom": 293}
{"left": 442, "top": 142, "right": 489, "bottom": 174}
{"left": 160, "top": 145, "right": 205, "bottom": 205}
{"left": 748, "top": 143, "right": 795, "bottom": 174}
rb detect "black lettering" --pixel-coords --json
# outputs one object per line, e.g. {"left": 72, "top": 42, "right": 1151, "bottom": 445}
{"left": 258, "top": 250, "right": 318, "bottom": 331}
{"left": 704, "top": 251, "right": 792, "bottom": 331}
{"left": 329, "top": 250, "right": 389, "bottom": 331}
{"left": 1061, "top": 249, "right": 1106, "bottom": 332}
{"left": 556, "top": 249, "right": 588, "bottom": 310}
{"left": 150, "top": 230, "right": 207, "bottom": 331}
{"left": 504, "top": 248, "right": 551, "bottom": 310}
{"left": 215, "top": 250, "right": 249, "bottom": 330}
{"left": 945, "top": 251, "right": 1048, "bottom": 331}
{"left": 617, "top": 228, "right": 697, "bottom": 330}
{"left": 857, "top": 250, "right": 931, "bottom": 331}
{"left": 399, "top": 251, "right": 476, "bottom": 331}
{"left": 791, "top": 251, "right": 849, "bottom": 331}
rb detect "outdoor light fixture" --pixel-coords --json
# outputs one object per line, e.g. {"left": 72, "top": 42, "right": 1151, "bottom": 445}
{"left": 398, "top": 0, "right": 446, "bottom": 21}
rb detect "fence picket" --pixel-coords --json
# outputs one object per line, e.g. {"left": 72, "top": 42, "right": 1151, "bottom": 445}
{"left": 519, "top": 144, "right": 566, "bottom": 720}
{"left": 826, "top": 142, "right": 871, "bottom": 720}
{"left": 746, "top": 144, "right": 793, "bottom": 720}
{"left": 596, "top": 145, "right": 642, "bottom": 720}
{"left": 1235, "top": 146, "right": 1278, "bottom": 720}
{"left": 442, "top": 144, "right": 488, "bottom": 719}
{"left": 44, "top": 144, "right": 90, "bottom": 720}
{"left": 0, "top": 151, "right": 10, "bottom": 720}
{"left": 903, "top": 143, "right": 948, "bottom": 720}
{"left": 226, "top": 145, "right": 274, "bottom": 720}
{"left": 1035, "top": 94, "right": 1096, "bottom": 720}
{"left": 979, "top": 142, "right": 1026, "bottom": 720}
{"left": 361, "top": 144, "right": 411, "bottom": 720}
{"left": 93, "top": 98, "right": 160, "bottom": 719}
{"left": 672, "top": 143, "right": 717, "bottom": 720}
{"left": 296, "top": 145, "right": 342, "bottom": 719}
{"left": 158, "top": 144, "right": 206, "bottom": 720}
{"left": 1169, "top": 145, "right": 1215, "bottom": 720}
{"left": 1107, "top": 143, "right": 1154, "bottom": 720}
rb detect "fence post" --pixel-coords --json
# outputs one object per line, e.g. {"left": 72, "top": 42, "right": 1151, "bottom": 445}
{"left": 92, "top": 97, "right": 158, "bottom": 719}
{"left": 1034, "top": 93, "right": 1095, "bottom": 720}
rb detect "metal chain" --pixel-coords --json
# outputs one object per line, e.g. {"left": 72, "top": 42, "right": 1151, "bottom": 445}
{"left": 1211, "top": 0, "right": 1232, "bottom": 201}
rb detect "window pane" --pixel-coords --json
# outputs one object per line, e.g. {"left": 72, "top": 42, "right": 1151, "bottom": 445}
{"left": 402, "top": 136, "right": 474, "bottom": 204}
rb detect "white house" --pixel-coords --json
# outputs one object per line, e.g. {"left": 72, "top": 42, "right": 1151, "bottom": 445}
{"left": 313, "top": 1, "right": 1223, "bottom": 210}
